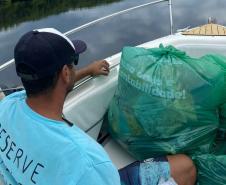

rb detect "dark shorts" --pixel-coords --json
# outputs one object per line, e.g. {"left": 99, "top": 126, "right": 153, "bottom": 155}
{"left": 119, "top": 157, "right": 170, "bottom": 185}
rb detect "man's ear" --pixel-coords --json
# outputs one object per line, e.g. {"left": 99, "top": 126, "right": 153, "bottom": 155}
{"left": 60, "top": 65, "right": 71, "bottom": 84}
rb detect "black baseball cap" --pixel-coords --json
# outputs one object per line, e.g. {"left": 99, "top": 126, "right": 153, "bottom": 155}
{"left": 14, "top": 28, "right": 87, "bottom": 80}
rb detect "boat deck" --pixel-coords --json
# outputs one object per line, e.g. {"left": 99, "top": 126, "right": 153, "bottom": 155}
{"left": 182, "top": 23, "right": 226, "bottom": 36}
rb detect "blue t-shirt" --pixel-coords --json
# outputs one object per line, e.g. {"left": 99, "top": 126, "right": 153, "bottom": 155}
{"left": 0, "top": 91, "right": 120, "bottom": 185}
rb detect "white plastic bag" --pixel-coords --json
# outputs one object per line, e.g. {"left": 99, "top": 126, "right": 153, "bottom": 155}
{"left": 158, "top": 177, "right": 177, "bottom": 185}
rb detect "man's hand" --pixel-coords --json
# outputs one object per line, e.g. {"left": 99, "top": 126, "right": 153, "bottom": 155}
{"left": 87, "top": 60, "right": 110, "bottom": 76}
{"left": 75, "top": 60, "right": 110, "bottom": 82}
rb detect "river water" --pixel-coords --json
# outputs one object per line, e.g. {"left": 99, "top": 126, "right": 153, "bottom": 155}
{"left": 0, "top": 0, "right": 226, "bottom": 88}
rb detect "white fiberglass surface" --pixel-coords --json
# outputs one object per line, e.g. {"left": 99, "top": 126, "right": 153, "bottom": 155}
{"left": 63, "top": 60, "right": 120, "bottom": 139}
{"left": 141, "top": 34, "right": 226, "bottom": 57}
{"left": 177, "top": 44, "right": 226, "bottom": 58}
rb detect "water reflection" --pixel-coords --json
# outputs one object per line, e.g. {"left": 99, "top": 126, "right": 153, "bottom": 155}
{"left": 1, "top": 0, "right": 226, "bottom": 88}
{"left": 0, "top": 0, "right": 121, "bottom": 31}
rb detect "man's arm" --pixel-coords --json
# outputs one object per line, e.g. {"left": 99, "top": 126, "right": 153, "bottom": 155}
{"left": 75, "top": 60, "right": 110, "bottom": 81}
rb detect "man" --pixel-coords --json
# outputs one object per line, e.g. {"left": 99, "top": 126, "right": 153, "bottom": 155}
{"left": 0, "top": 28, "right": 120, "bottom": 185}
{"left": 0, "top": 28, "right": 196, "bottom": 185}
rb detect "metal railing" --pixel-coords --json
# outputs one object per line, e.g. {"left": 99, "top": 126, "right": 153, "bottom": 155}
{"left": 0, "top": 0, "right": 173, "bottom": 93}
{"left": 64, "top": 0, "right": 173, "bottom": 36}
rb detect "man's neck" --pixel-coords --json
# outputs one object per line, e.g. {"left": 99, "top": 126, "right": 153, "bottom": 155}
{"left": 26, "top": 91, "right": 65, "bottom": 122}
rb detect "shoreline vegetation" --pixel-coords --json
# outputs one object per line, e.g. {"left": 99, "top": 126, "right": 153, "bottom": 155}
{"left": 0, "top": 0, "right": 121, "bottom": 30}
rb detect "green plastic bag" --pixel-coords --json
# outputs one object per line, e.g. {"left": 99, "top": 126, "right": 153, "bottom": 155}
{"left": 191, "top": 140, "right": 226, "bottom": 184}
{"left": 108, "top": 44, "right": 226, "bottom": 160}
{"left": 193, "top": 154, "right": 226, "bottom": 185}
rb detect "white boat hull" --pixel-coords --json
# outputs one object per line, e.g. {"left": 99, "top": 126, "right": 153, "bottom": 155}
{"left": 63, "top": 33, "right": 226, "bottom": 169}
